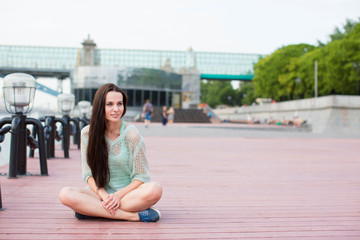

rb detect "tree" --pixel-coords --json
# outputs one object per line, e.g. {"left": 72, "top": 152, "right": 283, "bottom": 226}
{"left": 200, "top": 80, "right": 237, "bottom": 108}
{"left": 238, "top": 82, "right": 256, "bottom": 106}
{"left": 252, "top": 44, "right": 316, "bottom": 101}
{"left": 330, "top": 18, "right": 359, "bottom": 42}
{"left": 324, "top": 22, "right": 360, "bottom": 95}
{"left": 252, "top": 19, "right": 360, "bottom": 100}
{"left": 292, "top": 47, "right": 325, "bottom": 98}
{"left": 295, "top": 21, "right": 360, "bottom": 97}
{"left": 201, "top": 19, "right": 360, "bottom": 106}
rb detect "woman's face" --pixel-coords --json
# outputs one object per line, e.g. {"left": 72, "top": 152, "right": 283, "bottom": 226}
{"left": 105, "top": 91, "right": 124, "bottom": 123}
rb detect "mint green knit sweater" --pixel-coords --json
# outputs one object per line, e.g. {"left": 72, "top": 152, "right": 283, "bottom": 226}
{"left": 81, "top": 122, "right": 150, "bottom": 193}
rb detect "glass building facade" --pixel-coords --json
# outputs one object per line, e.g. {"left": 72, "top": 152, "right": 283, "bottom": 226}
{"left": 0, "top": 45, "right": 263, "bottom": 76}
{"left": 0, "top": 45, "right": 78, "bottom": 70}
{"left": 72, "top": 66, "right": 183, "bottom": 108}
{"left": 0, "top": 43, "right": 263, "bottom": 108}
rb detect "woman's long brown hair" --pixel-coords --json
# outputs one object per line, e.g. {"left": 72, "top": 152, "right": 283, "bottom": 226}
{"left": 87, "top": 83, "right": 128, "bottom": 188}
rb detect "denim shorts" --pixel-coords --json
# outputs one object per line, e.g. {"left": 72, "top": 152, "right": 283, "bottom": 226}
{"left": 145, "top": 113, "right": 152, "bottom": 120}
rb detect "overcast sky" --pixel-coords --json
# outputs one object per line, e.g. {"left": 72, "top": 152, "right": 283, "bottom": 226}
{"left": 1, "top": 0, "right": 359, "bottom": 54}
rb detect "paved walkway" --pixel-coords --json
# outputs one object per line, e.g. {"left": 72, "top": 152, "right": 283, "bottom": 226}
{"left": 1, "top": 123, "right": 360, "bottom": 239}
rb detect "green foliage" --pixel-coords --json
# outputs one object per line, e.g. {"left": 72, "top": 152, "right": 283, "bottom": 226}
{"left": 200, "top": 19, "right": 360, "bottom": 107}
{"left": 253, "top": 19, "right": 360, "bottom": 100}
{"left": 330, "top": 18, "right": 359, "bottom": 42}
{"left": 200, "top": 80, "right": 237, "bottom": 108}
{"left": 117, "top": 68, "right": 182, "bottom": 90}
{"left": 252, "top": 44, "right": 316, "bottom": 101}
{"left": 238, "top": 82, "right": 256, "bottom": 106}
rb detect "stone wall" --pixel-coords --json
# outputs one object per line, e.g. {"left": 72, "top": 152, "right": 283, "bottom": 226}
{"left": 213, "top": 95, "right": 360, "bottom": 134}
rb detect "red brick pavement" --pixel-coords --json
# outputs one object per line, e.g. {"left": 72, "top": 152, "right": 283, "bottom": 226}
{"left": 0, "top": 127, "right": 360, "bottom": 239}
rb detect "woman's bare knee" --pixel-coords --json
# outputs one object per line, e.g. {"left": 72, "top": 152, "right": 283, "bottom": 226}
{"left": 59, "top": 187, "right": 71, "bottom": 204}
{"left": 119, "top": 182, "right": 162, "bottom": 212}
{"left": 144, "top": 182, "right": 162, "bottom": 202}
{"left": 59, "top": 187, "right": 77, "bottom": 206}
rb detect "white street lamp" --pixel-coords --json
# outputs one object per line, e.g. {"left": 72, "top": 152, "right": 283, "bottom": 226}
{"left": 57, "top": 93, "right": 75, "bottom": 115}
{"left": 3, "top": 73, "right": 36, "bottom": 114}
{"left": 78, "top": 100, "right": 91, "bottom": 118}
{"left": 0, "top": 73, "right": 48, "bottom": 178}
{"left": 57, "top": 93, "right": 75, "bottom": 156}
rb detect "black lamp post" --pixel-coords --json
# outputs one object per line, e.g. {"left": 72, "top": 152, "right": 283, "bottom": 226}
{"left": 0, "top": 73, "right": 47, "bottom": 178}
{"left": 57, "top": 93, "right": 75, "bottom": 154}
{"left": 295, "top": 77, "right": 301, "bottom": 99}
{"left": 78, "top": 100, "right": 91, "bottom": 129}
{"left": 227, "top": 96, "right": 232, "bottom": 106}
{"left": 63, "top": 100, "right": 91, "bottom": 150}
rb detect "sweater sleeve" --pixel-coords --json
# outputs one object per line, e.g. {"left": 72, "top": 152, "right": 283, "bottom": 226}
{"left": 125, "top": 126, "right": 150, "bottom": 183}
{"left": 81, "top": 125, "right": 92, "bottom": 183}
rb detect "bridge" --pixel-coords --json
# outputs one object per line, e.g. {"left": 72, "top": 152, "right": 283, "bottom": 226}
{"left": 200, "top": 74, "right": 253, "bottom": 81}
{"left": 0, "top": 67, "right": 254, "bottom": 82}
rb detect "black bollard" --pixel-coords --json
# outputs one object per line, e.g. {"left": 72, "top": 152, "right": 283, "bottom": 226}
{"left": 26, "top": 118, "right": 48, "bottom": 176}
{"left": 8, "top": 116, "right": 21, "bottom": 178}
{"left": 15, "top": 114, "right": 27, "bottom": 176}
{"left": 79, "top": 118, "right": 90, "bottom": 130}
{"left": 55, "top": 117, "right": 69, "bottom": 158}
{"left": 70, "top": 118, "right": 80, "bottom": 149}
{"left": 44, "top": 116, "right": 55, "bottom": 159}
{"left": 0, "top": 184, "right": 5, "bottom": 211}
{"left": 29, "top": 124, "right": 37, "bottom": 158}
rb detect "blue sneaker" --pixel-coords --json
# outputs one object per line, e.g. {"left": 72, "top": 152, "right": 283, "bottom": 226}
{"left": 138, "top": 208, "right": 161, "bottom": 222}
{"left": 74, "top": 211, "right": 95, "bottom": 220}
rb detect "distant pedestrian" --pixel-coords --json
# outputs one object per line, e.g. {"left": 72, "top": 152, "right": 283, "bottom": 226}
{"left": 167, "top": 106, "right": 175, "bottom": 124}
{"left": 142, "top": 99, "right": 153, "bottom": 128}
{"left": 161, "top": 106, "right": 168, "bottom": 126}
{"left": 133, "top": 113, "right": 141, "bottom": 122}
